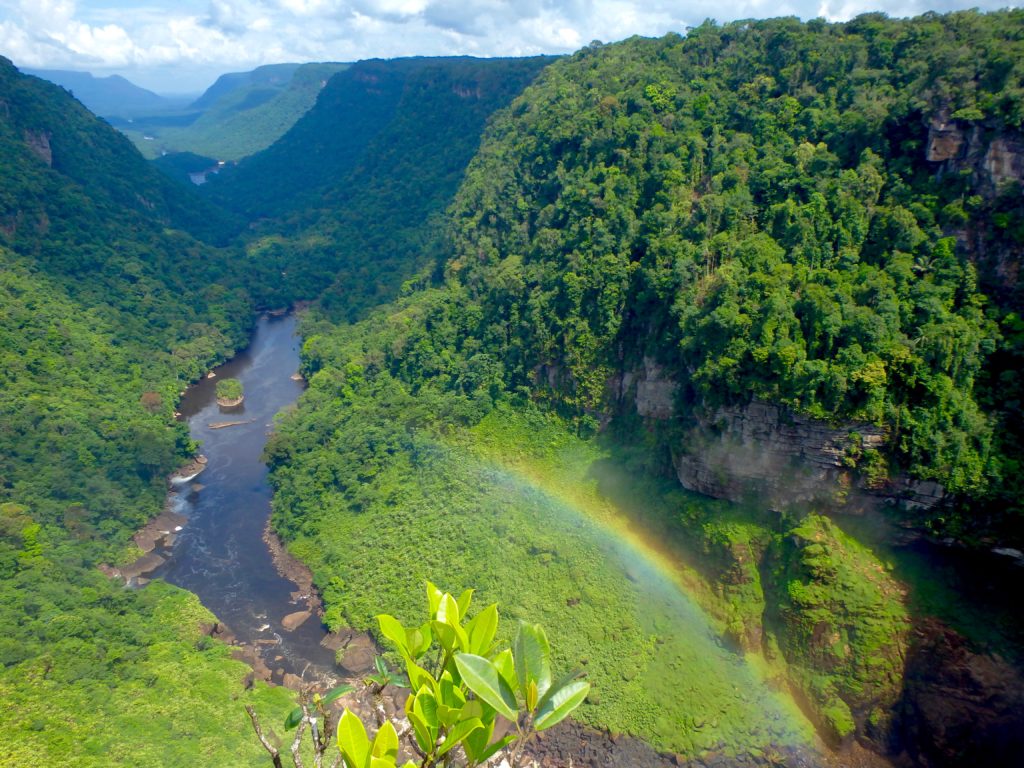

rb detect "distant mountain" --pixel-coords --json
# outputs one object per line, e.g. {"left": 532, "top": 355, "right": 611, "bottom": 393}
{"left": 21, "top": 68, "right": 180, "bottom": 118}
{"left": 119, "top": 62, "right": 349, "bottom": 160}
{"left": 189, "top": 63, "right": 303, "bottom": 110}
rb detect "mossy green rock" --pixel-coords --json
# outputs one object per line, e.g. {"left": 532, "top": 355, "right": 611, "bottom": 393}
{"left": 766, "top": 515, "right": 909, "bottom": 744}
{"left": 698, "top": 512, "right": 771, "bottom": 651}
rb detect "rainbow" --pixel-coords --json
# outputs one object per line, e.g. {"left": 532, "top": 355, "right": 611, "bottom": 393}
{"left": 467, "top": 446, "right": 820, "bottom": 755}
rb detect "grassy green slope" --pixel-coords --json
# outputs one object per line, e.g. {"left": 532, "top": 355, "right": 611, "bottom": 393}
{"left": 268, "top": 306, "right": 817, "bottom": 757}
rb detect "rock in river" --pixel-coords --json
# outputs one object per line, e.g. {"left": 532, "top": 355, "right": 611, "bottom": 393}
{"left": 281, "top": 610, "right": 312, "bottom": 631}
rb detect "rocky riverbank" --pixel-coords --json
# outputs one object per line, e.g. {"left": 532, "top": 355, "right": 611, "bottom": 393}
{"left": 101, "top": 456, "right": 207, "bottom": 583}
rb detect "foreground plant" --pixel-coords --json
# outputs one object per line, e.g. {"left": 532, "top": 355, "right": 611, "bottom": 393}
{"left": 250, "top": 582, "right": 589, "bottom": 768}
{"left": 346, "top": 581, "right": 589, "bottom": 768}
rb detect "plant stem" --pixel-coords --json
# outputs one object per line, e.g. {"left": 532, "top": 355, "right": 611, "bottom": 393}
{"left": 245, "top": 706, "right": 284, "bottom": 768}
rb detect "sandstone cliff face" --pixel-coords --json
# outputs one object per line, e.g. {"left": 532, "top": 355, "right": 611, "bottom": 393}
{"left": 616, "top": 361, "right": 945, "bottom": 513}
{"left": 674, "top": 401, "right": 947, "bottom": 513}
{"left": 23, "top": 130, "right": 52, "bottom": 167}
{"left": 924, "top": 110, "right": 1024, "bottom": 193}
{"left": 923, "top": 114, "right": 1024, "bottom": 310}
{"left": 984, "top": 136, "right": 1024, "bottom": 189}
{"left": 673, "top": 400, "right": 884, "bottom": 509}
{"left": 614, "top": 357, "right": 677, "bottom": 420}
{"left": 925, "top": 113, "right": 966, "bottom": 163}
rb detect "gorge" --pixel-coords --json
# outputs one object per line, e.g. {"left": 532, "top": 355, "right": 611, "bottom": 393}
{"left": 2, "top": 10, "right": 1024, "bottom": 768}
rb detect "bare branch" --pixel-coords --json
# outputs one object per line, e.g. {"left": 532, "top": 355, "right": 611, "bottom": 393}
{"left": 291, "top": 712, "right": 308, "bottom": 768}
{"left": 245, "top": 705, "right": 284, "bottom": 768}
{"left": 311, "top": 716, "right": 323, "bottom": 768}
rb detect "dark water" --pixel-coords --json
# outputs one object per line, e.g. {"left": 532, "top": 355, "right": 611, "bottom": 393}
{"left": 153, "top": 314, "right": 337, "bottom": 681}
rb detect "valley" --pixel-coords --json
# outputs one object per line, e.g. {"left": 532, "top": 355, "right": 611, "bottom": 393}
{"left": 2, "top": 9, "right": 1024, "bottom": 768}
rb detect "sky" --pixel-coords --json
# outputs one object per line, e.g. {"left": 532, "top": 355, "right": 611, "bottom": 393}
{"left": 0, "top": 0, "right": 1019, "bottom": 94}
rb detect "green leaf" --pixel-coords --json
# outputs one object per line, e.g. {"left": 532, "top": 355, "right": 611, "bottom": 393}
{"left": 462, "top": 718, "right": 494, "bottom": 764}
{"left": 437, "top": 671, "right": 467, "bottom": 727}
{"left": 371, "top": 720, "right": 399, "bottom": 761}
{"left": 426, "top": 581, "right": 443, "bottom": 616}
{"left": 437, "top": 717, "right": 483, "bottom": 757}
{"left": 431, "top": 618, "right": 469, "bottom": 654}
{"left": 535, "top": 668, "right": 583, "bottom": 712}
{"left": 476, "top": 733, "right": 516, "bottom": 764}
{"left": 514, "top": 622, "right": 552, "bottom": 704}
{"left": 377, "top": 614, "right": 410, "bottom": 657}
{"left": 369, "top": 758, "right": 394, "bottom": 768}
{"left": 492, "top": 648, "right": 516, "bottom": 693}
{"left": 413, "top": 687, "right": 439, "bottom": 729}
{"left": 456, "top": 588, "right": 474, "bottom": 617}
{"left": 412, "top": 622, "right": 433, "bottom": 657}
{"left": 454, "top": 653, "right": 519, "bottom": 721}
{"left": 436, "top": 592, "right": 461, "bottom": 627}
{"left": 322, "top": 683, "right": 355, "bottom": 708}
{"left": 534, "top": 680, "right": 590, "bottom": 731}
{"left": 404, "top": 659, "right": 434, "bottom": 692}
{"left": 337, "top": 709, "right": 370, "bottom": 768}
{"left": 465, "top": 603, "right": 498, "bottom": 656}
{"left": 407, "top": 710, "right": 434, "bottom": 754}
{"left": 375, "top": 656, "right": 388, "bottom": 676}
{"left": 284, "top": 705, "right": 304, "bottom": 731}
{"left": 438, "top": 673, "right": 466, "bottom": 711}
{"left": 459, "top": 700, "right": 484, "bottom": 721}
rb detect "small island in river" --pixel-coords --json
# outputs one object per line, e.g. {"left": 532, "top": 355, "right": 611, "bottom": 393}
{"left": 215, "top": 377, "right": 244, "bottom": 407}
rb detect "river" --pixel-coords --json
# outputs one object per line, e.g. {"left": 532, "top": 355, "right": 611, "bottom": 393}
{"left": 153, "top": 314, "right": 337, "bottom": 682}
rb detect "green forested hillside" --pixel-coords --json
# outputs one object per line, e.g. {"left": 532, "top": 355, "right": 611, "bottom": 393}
{"left": 263, "top": 11, "right": 1024, "bottom": 763}
{"left": 441, "top": 12, "right": 1024, "bottom": 507}
{"left": 205, "top": 56, "right": 552, "bottom": 316}
{"left": 0, "top": 60, "right": 294, "bottom": 765}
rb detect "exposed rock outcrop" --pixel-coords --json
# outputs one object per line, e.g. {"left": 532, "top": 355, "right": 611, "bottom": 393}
{"left": 672, "top": 400, "right": 889, "bottom": 510}
{"left": 614, "top": 357, "right": 946, "bottom": 514}
{"left": 983, "top": 136, "right": 1024, "bottom": 190}
{"left": 925, "top": 112, "right": 965, "bottom": 163}
{"left": 334, "top": 631, "right": 377, "bottom": 675}
{"left": 613, "top": 356, "right": 679, "bottom": 420}
{"left": 23, "top": 130, "right": 52, "bottom": 166}
{"left": 924, "top": 111, "right": 1024, "bottom": 194}
{"left": 281, "top": 610, "right": 312, "bottom": 631}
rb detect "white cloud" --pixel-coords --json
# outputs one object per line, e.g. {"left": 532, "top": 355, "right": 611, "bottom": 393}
{"left": 0, "top": 0, "right": 1019, "bottom": 92}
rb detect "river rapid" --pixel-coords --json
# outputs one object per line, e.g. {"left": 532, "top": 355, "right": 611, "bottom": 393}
{"left": 153, "top": 314, "right": 337, "bottom": 682}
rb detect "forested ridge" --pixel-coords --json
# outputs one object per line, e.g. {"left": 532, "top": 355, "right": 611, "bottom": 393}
{"left": 115, "top": 62, "right": 351, "bottom": 161}
{"left": 440, "top": 12, "right": 1024, "bottom": 519}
